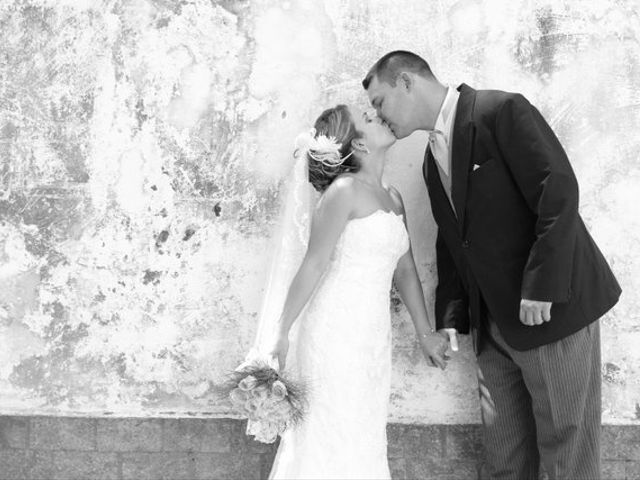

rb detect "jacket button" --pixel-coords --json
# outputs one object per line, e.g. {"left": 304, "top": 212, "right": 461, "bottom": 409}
{"left": 462, "top": 240, "right": 470, "bottom": 248}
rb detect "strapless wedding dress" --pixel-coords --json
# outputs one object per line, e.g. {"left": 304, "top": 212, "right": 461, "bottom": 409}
{"left": 269, "top": 209, "right": 410, "bottom": 480}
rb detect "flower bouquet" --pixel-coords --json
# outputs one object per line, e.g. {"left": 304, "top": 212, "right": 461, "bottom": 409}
{"left": 225, "top": 352, "right": 307, "bottom": 443}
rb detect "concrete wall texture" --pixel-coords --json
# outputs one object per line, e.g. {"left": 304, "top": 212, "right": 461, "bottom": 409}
{"left": 0, "top": 0, "right": 639, "bottom": 428}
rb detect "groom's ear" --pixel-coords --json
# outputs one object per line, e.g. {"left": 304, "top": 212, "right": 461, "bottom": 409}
{"left": 398, "top": 72, "right": 413, "bottom": 92}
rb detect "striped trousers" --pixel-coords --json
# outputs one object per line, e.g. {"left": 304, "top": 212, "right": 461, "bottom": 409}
{"left": 476, "top": 319, "right": 601, "bottom": 480}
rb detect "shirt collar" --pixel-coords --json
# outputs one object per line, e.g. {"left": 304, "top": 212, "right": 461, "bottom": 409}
{"left": 433, "top": 86, "right": 459, "bottom": 140}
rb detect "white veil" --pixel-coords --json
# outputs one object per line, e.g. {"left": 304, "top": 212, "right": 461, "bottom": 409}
{"left": 240, "top": 132, "right": 317, "bottom": 371}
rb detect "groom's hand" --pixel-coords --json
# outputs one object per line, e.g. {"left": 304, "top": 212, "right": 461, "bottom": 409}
{"left": 519, "top": 299, "right": 552, "bottom": 326}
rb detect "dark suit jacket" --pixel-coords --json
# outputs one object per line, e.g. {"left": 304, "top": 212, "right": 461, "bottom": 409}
{"left": 424, "top": 84, "right": 621, "bottom": 351}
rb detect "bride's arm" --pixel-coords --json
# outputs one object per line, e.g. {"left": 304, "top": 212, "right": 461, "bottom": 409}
{"left": 275, "top": 177, "right": 355, "bottom": 340}
{"left": 389, "top": 187, "right": 448, "bottom": 369}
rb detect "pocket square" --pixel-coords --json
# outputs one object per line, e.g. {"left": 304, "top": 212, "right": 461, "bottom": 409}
{"left": 472, "top": 164, "right": 481, "bottom": 171}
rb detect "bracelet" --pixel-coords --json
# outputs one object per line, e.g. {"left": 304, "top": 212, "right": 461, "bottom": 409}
{"left": 420, "top": 328, "right": 436, "bottom": 339}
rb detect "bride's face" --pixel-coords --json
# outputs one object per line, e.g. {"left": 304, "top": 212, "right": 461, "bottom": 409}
{"left": 348, "top": 106, "right": 396, "bottom": 153}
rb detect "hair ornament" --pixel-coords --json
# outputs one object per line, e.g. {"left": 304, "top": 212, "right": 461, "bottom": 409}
{"left": 294, "top": 128, "right": 354, "bottom": 166}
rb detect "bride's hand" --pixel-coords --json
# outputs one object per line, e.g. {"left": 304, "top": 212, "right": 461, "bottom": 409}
{"left": 418, "top": 332, "right": 449, "bottom": 370}
{"left": 268, "top": 335, "right": 290, "bottom": 371}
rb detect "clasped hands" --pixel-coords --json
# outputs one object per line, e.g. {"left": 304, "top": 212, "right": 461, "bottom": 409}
{"left": 419, "top": 328, "right": 457, "bottom": 371}
{"left": 421, "top": 298, "right": 553, "bottom": 368}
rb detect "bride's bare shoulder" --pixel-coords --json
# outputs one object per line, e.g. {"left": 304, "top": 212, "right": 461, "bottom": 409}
{"left": 330, "top": 173, "right": 360, "bottom": 189}
{"left": 315, "top": 175, "right": 358, "bottom": 217}
{"left": 320, "top": 175, "right": 358, "bottom": 201}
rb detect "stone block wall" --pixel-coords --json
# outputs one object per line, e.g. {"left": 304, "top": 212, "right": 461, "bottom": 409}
{"left": 1, "top": 416, "right": 639, "bottom": 480}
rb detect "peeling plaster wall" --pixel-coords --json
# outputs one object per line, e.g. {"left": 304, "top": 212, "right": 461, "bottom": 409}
{"left": 0, "top": 0, "right": 638, "bottom": 424}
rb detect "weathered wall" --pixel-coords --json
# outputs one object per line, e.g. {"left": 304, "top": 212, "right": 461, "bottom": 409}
{"left": 0, "top": 0, "right": 638, "bottom": 424}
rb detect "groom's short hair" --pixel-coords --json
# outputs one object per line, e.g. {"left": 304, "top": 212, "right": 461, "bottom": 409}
{"left": 362, "top": 51, "right": 434, "bottom": 89}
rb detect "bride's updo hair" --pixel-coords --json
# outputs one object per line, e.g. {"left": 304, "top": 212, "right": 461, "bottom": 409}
{"left": 307, "top": 105, "right": 362, "bottom": 192}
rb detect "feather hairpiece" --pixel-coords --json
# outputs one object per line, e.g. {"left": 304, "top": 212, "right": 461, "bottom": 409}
{"left": 294, "top": 128, "right": 354, "bottom": 166}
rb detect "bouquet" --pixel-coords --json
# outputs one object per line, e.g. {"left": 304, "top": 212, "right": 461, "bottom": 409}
{"left": 225, "top": 352, "right": 307, "bottom": 443}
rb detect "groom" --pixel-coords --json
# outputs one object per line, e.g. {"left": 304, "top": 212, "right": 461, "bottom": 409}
{"left": 363, "top": 51, "right": 621, "bottom": 479}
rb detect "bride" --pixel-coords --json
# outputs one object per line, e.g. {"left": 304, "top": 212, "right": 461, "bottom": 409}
{"left": 260, "top": 104, "right": 448, "bottom": 479}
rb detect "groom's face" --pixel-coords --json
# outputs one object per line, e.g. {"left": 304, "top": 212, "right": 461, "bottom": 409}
{"left": 366, "top": 74, "right": 414, "bottom": 139}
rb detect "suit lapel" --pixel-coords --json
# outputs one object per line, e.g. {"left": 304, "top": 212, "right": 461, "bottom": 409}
{"left": 451, "top": 84, "right": 477, "bottom": 235}
{"left": 423, "top": 148, "right": 457, "bottom": 227}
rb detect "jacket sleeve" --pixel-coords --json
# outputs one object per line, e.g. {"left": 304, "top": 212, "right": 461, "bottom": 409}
{"left": 435, "top": 229, "right": 470, "bottom": 333}
{"left": 494, "top": 93, "right": 578, "bottom": 303}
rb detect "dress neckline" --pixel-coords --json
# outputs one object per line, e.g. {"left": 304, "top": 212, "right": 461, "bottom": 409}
{"left": 348, "top": 208, "right": 403, "bottom": 224}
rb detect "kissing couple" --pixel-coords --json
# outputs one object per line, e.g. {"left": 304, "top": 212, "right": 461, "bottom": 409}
{"left": 252, "top": 50, "right": 621, "bottom": 480}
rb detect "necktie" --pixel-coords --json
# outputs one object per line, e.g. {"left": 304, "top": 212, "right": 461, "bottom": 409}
{"left": 428, "top": 129, "right": 448, "bottom": 176}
